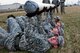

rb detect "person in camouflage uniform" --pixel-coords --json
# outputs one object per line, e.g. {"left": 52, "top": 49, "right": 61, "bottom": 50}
{"left": 0, "top": 15, "right": 51, "bottom": 53}
{"left": 52, "top": 0, "right": 59, "bottom": 13}
{"left": 42, "top": 0, "right": 50, "bottom": 3}
{"left": 42, "top": 0, "right": 50, "bottom": 15}
{"left": 54, "top": 16, "right": 64, "bottom": 46}
{"left": 60, "top": 0, "right": 65, "bottom": 14}
{"left": 0, "top": 1, "right": 65, "bottom": 53}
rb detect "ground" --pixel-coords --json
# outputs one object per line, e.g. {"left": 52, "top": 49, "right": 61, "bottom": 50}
{"left": 0, "top": 6, "right": 80, "bottom": 53}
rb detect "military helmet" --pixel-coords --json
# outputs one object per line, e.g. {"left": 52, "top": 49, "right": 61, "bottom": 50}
{"left": 54, "top": 16, "right": 60, "bottom": 20}
{"left": 24, "top": 1, "right": 38, "bottom": 14}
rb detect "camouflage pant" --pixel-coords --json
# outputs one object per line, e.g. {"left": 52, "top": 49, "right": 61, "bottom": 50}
{"left": 0, "top": 15, "right": 64, "bottom": 53}
{"left": 53, "top": 7, "right": 59, "bottom": 13}
{"left": 60, "top": 2, "right": 65, "bottom": 14}
{"left": 0, "top": 16, "right": 51, "bottom": 53}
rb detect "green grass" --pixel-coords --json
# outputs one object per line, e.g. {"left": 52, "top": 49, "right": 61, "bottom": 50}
{"left": 0, "top": 6, "right": 80, "bottom": 53}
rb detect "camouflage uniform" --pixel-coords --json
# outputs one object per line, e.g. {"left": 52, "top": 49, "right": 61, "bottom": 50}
{"left": 0, "top": 1, "right": 65, "bottom": 52}
{"left": 52, "top": 0, "right": 59, "bottom": 13}
{"left": 54, "top": 16, "right": 64, "bottom": 46}
{"left": 42, "top": 0, "right": 54, "bottom": 20}
{"left": 6, "top": 17, "right": 22, "bottom": 34}
{"left": 0, "top": 27, "right": 9, "bottom": 46}
{"left": 58, "top": 36, "right": 64, "bottom": 46}
{"left": 15, "top": 16, "right": 26, "bottom": 31}
{"left": 42, "top": 0, "right": 50, "bottom": 4}
{"left": 4, "top": 17, "right": 22, "bottom": 51}
{"left": 60, "top": 0, "right": 65, "bottom": 14}
{"left": 0, "top": 15, "right": 64, "bottom": 52}
{"left": 0, "top": 16, "right": 23, "bottom": 51}
{"left": 0, "top": 15, "right": 51, "bottom": 52}
{"left": 19, "top": 16, "right": 51, "bottom": 53}
{"left": 42, "top": 0, "right": 50, "bottom": 16}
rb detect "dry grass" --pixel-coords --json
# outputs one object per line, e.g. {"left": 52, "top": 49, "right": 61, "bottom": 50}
{"left": 0, "top": 6, "right": 80, "bottom": 53}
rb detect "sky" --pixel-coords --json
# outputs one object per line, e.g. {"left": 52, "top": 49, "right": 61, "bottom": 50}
{"left": 0, "top": 0, "right": 79, "bottom": 5}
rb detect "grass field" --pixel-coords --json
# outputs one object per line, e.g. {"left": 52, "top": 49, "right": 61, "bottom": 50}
{"left": 0, "top": 6, "right": 80, "bottom": 53}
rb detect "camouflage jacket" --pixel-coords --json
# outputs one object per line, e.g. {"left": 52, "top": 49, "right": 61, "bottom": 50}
{"left": 42, "top": 0, "right": 50, "bottom": 4}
